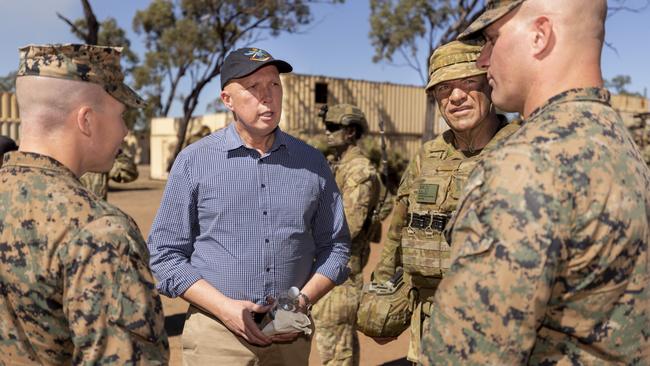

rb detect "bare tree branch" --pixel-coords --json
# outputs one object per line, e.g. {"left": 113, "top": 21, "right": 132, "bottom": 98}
{"left": 607, "top": 0, "right": 650, "bottom": 18}
{"left": 57, "top": 13, "right": 88, "bottom": 41}
{"left": 57, "top": 0, "right": 99, "bottom": 44}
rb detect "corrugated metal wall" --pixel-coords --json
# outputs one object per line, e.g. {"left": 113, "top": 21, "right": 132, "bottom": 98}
{"left": 0, "top": 92, "right": 20, "bottom": 142}
{"left": 279, "top": 73, "right": 440, "bottom": 158}
{"left": 611, "top": 94, "right": 649, "bottom": 127}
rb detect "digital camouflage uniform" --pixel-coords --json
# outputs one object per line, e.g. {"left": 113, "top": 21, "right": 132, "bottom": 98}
{"left": 0, "top": 152, "right": 169, "bottom": 365}
{"left": 0, "top": 44, "right": 168, "bottom": 365}
{"left": 627, "top": 115, "right": 650, "bottom": 167}
{"left": 369, "top": 39, "right": 519, "bottom": 363}
{"left": 422, "top": 1, "right": 650, "bottom": 363}
{"left": 422, "top": 88, "right": 650, "bottom": 365}
{"left": 373, "top": 119, "right": 517, "bottom": 362}
{"left": 312, "top": 105, "right": 381, "bottom": 366}
{"left": 80, "top": 143, "right": 139, "bottom": 200}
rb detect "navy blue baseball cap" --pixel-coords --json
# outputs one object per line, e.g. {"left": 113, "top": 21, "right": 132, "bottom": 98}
{"left": 220, "top": 47, "right": 293, "bottom": 89}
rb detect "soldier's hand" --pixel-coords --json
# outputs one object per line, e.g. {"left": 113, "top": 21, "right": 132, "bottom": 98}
{"left": 371, "top": 336, "right": 398, "bottom": 345}
{"left": 217, "top": 298, "right": 273, "bottom": 346}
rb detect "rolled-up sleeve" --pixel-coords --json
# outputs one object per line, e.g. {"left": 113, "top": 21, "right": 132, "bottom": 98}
{"left": 311, "top": 159, "right": 351, "bottom": 285}
{"left": 147, "top": 153, "right": 202, "bottom": 297}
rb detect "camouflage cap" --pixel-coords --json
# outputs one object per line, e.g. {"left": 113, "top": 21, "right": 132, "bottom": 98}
{"left": 17, "top": 44, "right": 144, "bottom": 108}
{"left": 425, "top": 39, "right": 485, "bottom": 91}
{"left": 458, "top": 0, "right": 526, "bottom": 40}
{"left": 324, "top": 103, "right": 369, "bottom": 134}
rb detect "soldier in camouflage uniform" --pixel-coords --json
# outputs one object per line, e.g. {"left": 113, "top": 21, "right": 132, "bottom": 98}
{"left": 0, "top": 135, "right": 18, "bottom": 167}
{"left": 629, "top": 114, "right": 650, "bottom": 167}
{"left": 367, "top": 39, "right": 519, "bottom": 363}
{"left": 185, "top": 125, "right": 213, "bottom": 146}
{"left": 312, "top": 104, "right": 381, "bottom": 366}
{"left": 0, "top": 44, "right": 168, "bottom": 364}
{"left": 80, "top": 142, "right": 139, "bottom": 200}
{"left": 422, "top": 0, "right": 650, "bottom": 364}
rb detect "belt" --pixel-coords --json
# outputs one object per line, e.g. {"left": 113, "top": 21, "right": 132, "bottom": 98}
{"left": 407, "top": 212, "right": 450, "bottom": 231}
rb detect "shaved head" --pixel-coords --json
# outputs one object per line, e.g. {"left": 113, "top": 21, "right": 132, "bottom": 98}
{"left": 15, "top": 76, "right": 127, "bottom": 176}
{"left": 521, "top": 0, "right": 606, "bottom": 50}
{"left": 16, "top": 76, "right": 106, "bottom": 135}
{"left": 478, "top": 0, "right": 607, "bottom": 116}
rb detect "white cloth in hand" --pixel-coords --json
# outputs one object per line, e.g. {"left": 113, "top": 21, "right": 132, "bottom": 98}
{"left": 261, "top": 309, "right": 312, "bottom": 336}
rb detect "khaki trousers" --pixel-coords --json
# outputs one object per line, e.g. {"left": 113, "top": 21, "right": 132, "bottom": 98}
{"left": 182, "top": 305, "right": 312, "bottom": 366}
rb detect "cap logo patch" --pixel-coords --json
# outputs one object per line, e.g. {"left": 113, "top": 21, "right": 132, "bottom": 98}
{"left": 245, "top": 48, "right": 271, "bottom": 62}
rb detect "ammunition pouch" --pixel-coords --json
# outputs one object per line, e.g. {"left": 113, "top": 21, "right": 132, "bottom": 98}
{"left": 406, "top": 212, "right": 449, "bottom": 231}
{"left": 401, "top": 212, "right": 452, "bottom": 278}
{"left": 356, "top": 268, "right": 413, "bottom": 338}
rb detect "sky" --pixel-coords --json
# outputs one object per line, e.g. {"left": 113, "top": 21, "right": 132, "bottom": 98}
{"left": 1, "top": 0, "right": 649, "bottom": 117}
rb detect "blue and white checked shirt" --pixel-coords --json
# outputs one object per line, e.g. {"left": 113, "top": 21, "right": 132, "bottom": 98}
{"left": 148, "top": 123, "right": 351, "bottom": 304}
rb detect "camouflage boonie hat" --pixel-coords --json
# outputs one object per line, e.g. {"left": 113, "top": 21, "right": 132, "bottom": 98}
{"left": 458, "top": 0, "right": 526, "bottom": 40}
{"left": 425, "top": 39, "right": 485, "bottom": 91}
{"left": 17, "top": 44, "right": 144, "bottom": 108}
{"left": 324, "top": 103, "right": 369, "bottom": 135}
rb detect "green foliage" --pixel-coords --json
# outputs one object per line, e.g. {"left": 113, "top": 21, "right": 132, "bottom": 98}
{"left": 0, "top": 71, "right": 16, "bottom": 93}
{"left": 369, "top": 0, "right": 486, "bottom": 84}
{"left": 605, "top": 74, "right": 643, "bottom": 96}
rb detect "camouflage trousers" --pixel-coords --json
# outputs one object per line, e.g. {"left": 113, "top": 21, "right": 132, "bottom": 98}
{"left": 312, "top": 276, "right": 362, "bottom": 366}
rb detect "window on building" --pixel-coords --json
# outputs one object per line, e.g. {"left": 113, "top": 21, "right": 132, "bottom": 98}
{"left": 315, "top": 82, "right": 328, "bottom": 104}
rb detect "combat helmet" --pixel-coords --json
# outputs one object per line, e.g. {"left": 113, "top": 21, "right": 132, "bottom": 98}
{"left": 320, "top": 103, "right": 369, "bottom": 138}
{"left": 426, "top": 38, "right": 485, "bottom": 91}
{"left": 357, "top": 267, "right": 413, "bottom": 338}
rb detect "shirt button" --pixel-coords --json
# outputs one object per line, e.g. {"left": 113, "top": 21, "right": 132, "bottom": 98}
{"left": 266, "top": 267, "right": 271, "bottom": 272}
{"left": 265, "top": 239, "right": 270, "bottom": 243}
{"left": 261, "top": 184, "right": 266, "bottom": 188}
{"left": 263, "top": 211, "right": 267, "bottom": 215}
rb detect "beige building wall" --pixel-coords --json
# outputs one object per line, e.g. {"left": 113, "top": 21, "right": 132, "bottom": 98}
{"left": 279, "top": 73, "right": 440, "bottom": 159}
{"left": 0, "top": 92, "right": 20, "bottom": 142}
{"left": 150, "top": 112, "right": 231, "bottom": 180}
{"left": 611, "top": 94, "right": 649, "bottom": 126}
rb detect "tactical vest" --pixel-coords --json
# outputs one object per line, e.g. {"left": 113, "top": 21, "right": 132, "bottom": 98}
{"left": 401, "top": 122, "right": 519, "bottom": 289}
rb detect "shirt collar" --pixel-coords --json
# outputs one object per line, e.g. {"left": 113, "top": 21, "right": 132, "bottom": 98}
{"left": 525, "top": 87, "right": 611, "bottom": 123}
{"left": 2, "top": 151, "right": 78, "bottom": 180}
{"left": 222, "top": 122, "right": 288, "bottom": 154}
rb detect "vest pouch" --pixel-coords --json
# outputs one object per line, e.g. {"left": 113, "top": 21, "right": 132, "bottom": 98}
{"left": 442, "top": 157, "right": 479, "bottom": 211}
{"left": 401, "top": 228, "right": 451, "bottom": 278}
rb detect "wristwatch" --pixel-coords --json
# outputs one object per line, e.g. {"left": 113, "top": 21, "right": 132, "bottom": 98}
{"left": 298, "top": 292, "right": 312, "bottom": 314}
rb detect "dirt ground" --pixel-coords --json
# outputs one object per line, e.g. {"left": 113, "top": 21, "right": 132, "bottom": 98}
{"left": 108, "top": 166, "right": 410, "bottom": 366}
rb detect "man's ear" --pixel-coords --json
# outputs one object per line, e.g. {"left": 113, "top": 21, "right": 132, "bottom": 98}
{"left": 221, "top": 90, "right": 234, "bottom": 111}
{"left": 346, "top": 126, "right": 357, "bottom": 141}
{"left": 531, "top": 16, "right": 554, "bottom": 58}
{"left": 76, "top": 106, "right": 93, "bottom": 137}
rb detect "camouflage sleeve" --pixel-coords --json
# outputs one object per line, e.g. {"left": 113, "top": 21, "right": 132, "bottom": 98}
{"left": 372, "top": 149, "right": 422, "bottom": 283}
{"left": 371, "top": 199, "right": 407, "bottom": 283}
{"left": 422, "top": 150, "right": 564, "bottom": 365}
{"left": 63, "top": 215, "right": 169, "bottom": 365}
{"left": 341, "top": 165, "right": 379, "bottom": 239}
{"left": 109, "top": 150, "right": 139, "bottom": 184}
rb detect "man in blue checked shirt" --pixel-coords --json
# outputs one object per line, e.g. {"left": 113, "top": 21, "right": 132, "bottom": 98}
{"left": 148, "top": 47, "right": 351, "bottom": 365}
